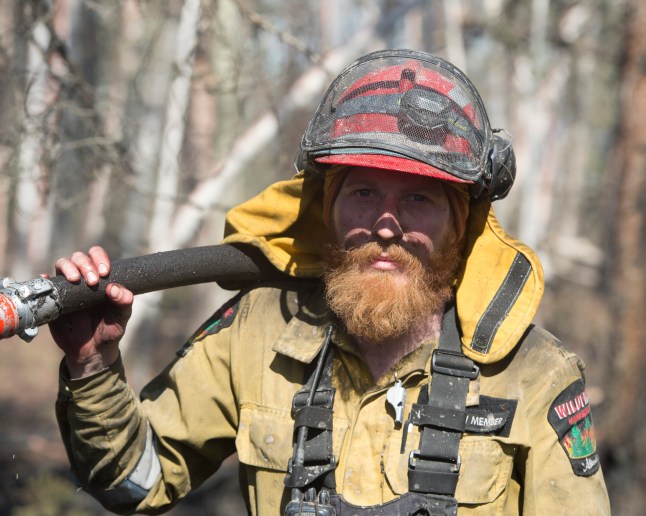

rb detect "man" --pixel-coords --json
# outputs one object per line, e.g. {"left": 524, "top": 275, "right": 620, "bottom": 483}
{"left": 51, "top": 50, "right": 610, "bottom": 515}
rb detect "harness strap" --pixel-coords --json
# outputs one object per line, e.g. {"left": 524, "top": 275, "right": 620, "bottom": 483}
{"left": 285, "top": 325, "right": 337, "bottom": 493}
{"left": 284, "top": 305, "right": 476, "bottom": 515}
{"left": 408, "top": 305, "right": 478, "bottom": 498}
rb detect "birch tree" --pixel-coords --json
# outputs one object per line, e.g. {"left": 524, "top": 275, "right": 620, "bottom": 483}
{"left": 13, "top": 10, "right": 52, "bottom": 279}
{"left": 118, "top": 9, "right": 177, "bottom": 256}
{"left": 147, "top": 0, "right": 202, "bottom": 251}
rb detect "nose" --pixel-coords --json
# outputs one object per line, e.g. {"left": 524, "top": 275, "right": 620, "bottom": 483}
{"left": 372, "top": 198, "right": 403, "bottom": 242}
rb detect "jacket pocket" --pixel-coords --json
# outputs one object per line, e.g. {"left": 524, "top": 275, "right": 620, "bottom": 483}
{"left": 236, "top": 403, "right": 348, "bottom": 472}
{"left": 453, "top": 438, "right": 514, "bottom": 504}
{"left": 383, "top": 432, "right": 514, "bottom": 505}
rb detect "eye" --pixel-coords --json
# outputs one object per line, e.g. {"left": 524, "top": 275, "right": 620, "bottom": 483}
{"left": 407, "top": 193, "right": 430, "bottom": 203}
{"left": 353, "top": 188, "right": 373, "bottom": 198}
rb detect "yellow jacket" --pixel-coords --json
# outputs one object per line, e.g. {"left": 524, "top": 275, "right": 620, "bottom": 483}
{"left": 57, "top": 283, "right": 609, "bottom": 515}
{"left": 56, "top": 172, "right": 610, "bottom": 514}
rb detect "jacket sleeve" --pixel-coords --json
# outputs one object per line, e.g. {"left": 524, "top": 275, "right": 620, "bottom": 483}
{"left": 516, "top": 328, "right": 610, "bottom": 515}
{"left": 55, "top": 294, "right": 245, "bottom": 515}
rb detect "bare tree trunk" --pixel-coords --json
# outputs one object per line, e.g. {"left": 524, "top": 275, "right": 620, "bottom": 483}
{"left": 147, "top": 0, "right": 202, "bottom": 251}
{"left": 0, "top": 162, "right": 9, "bottom": 272}
{"left": 0, "top": 0, "right": 15, "bottom": 272}
{"left": 13, "top": 16, "right": 52, "bottom": 279}
{"left": 80, "top": 3, "right": 125, "bottom": 248}
{"left": 604, "top": 1, "right": 646, "bottom": 512}
{"left": 118, "top": 10, "right": 176, "bottom": 255}
{"left": 516, "top": 0, "right": 551, "bottom": 252}
{"left": 48, "top": 0, "right": 92, "bottom": 260}
{"left": 443, "top": 0, "right": 467, "bottom": 72}
{"left": 403, "top": 3, "right": 424, "bottom": 50}
{"left": 82, "top": 165, "right": 112, "bottom": 244}
{"left": 319, "top": 0, "right": 340, "bottom": 50}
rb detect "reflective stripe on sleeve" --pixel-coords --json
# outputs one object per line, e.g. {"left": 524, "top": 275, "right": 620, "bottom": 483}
{"left": 127, "top": 422, "right": 162, "bottom": 491}
{"left": 81, "top": 423, "right": 162, "bottom": 508}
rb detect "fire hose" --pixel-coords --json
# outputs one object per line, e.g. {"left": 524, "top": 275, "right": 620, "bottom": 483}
{"left": 0, "top": 244, "right": 286, "bottom": 342}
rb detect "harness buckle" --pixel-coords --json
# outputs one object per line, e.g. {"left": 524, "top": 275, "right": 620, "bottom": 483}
{"left": 284, "top": 499, "right": 336, "bottom": 516}
{"left": 285, "top": 487, "right": 336, "bottom": 516}
{"left": 431, "top": 349, "right": 479, "bottom": 379}
{"left": 409, "top": 450, "right": 461, "bottom": 473}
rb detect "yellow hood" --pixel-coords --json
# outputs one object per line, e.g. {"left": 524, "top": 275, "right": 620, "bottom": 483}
{"left": 222, "top": 172, "right": 543, "bottom": 364}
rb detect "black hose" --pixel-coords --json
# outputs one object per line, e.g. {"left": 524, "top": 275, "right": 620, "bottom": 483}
{"left": 50, "top": 244, "right": 286, "bottom": 314}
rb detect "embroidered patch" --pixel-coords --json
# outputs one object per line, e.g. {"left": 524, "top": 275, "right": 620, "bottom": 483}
{"left": 176, "top": 293, "right": 242, "bottom": 357}
{"left": 548, "top": 379, "right": 600, "bottom": 476}
{"left": 465, "top": 396, "right": 517, "bottom": 437}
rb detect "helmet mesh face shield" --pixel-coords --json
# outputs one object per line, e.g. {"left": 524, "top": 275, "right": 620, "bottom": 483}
{"left": 301, "top": 50, "right": 494, "bottom": 185}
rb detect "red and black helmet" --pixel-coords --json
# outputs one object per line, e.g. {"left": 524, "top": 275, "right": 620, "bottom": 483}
{"left": 299, "top": 49, "right": 515, "bottom": 200}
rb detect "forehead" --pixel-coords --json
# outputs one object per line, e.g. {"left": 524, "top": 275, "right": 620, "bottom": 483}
{"left": 340, "top": 166, "right": 446, "bottom": 191}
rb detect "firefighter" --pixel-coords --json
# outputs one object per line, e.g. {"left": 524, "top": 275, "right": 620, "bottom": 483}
{"left": 51, "top": 50, "right": 610, "bottom": 515}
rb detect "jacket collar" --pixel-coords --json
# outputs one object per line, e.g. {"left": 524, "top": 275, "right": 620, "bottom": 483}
{"left": 271, "top": 286, "right": 331, "bottom": 363}
{"left": 270, "top": 286, "right": 439, "bottom": 388}
{"left": 270, "top": 286, "right": 374, "bottom": 365}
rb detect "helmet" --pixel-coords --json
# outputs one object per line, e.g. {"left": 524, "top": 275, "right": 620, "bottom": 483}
{"left": 298, "top": 49, "right": 515, "bottom": 200}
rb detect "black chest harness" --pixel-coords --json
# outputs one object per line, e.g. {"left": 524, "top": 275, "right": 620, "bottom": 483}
{"left": 283, "top": 306, "right": 479, "bottom": 516}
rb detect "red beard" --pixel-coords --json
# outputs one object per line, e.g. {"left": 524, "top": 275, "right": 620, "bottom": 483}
{"left": 323, "top": 241, "right": 461, "bottom": 342}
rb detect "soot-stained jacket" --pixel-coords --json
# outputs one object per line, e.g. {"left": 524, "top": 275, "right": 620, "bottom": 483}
{"left": 55, "top": 172, "right": 610, "bottom": 514}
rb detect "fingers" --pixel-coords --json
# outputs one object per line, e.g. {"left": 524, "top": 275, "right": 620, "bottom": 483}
{"left": 106, "top": 283, "right": 134, "bottom": 306}
{"left": 55, "top": 256, "right": 83, "bottom": 283}
{"left": 106, "top": 283, "right": 134, "bottom": 329}
{"left": 55, "top": 246, "right": 112, "bottom": 286}
{"left": 88, "top": 246, "right": 111, "bottom": 277}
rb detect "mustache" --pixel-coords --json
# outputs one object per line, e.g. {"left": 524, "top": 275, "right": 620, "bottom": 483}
{"left": 325, "top": 241, "right": 423, "bottom": 270}
{"left": 356, "top": 242, "right": 416, "bottom": 263}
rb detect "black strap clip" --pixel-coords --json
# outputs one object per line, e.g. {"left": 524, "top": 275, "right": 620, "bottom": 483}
{"left": 431, "top": 349, "right": 479, "bottom": 379}
{"left": 409, "top": 450, "right": 461, "bottom": 473}
{"left": 408, "top": 450, "right": 462, "bottom": 496}
{"left": 284, "top": 487, "right": 336, "bottom": 516}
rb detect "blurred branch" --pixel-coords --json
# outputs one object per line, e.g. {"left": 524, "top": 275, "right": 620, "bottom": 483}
{"left": 28, "top": 3, "right": 129, "bottom": 171}
{"left": 234, "top": 0, "right": 321, "bottom": 64}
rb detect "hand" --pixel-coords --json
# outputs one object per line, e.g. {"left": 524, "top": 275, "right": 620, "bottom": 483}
{"left": 48, "top": 246, "right": 134, "bottom": 379}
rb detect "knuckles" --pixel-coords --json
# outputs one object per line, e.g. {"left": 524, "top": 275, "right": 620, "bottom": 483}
{"left": 88, "top": 245, "right": 106, "bottom": 257}
{"left": 70, "top": 251, "right": 90, "bottom": 264}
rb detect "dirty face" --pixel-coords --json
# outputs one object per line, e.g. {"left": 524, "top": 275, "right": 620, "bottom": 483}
{"left": 331, "top": 166, "right": 455, "bottom": 270}
{"left": 324, "top": 166, "right": 458, "bottom": 342}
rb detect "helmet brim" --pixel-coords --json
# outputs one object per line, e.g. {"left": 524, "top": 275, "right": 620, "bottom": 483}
{"left": 315, "top": 153, "right": 473, "bottom": 183}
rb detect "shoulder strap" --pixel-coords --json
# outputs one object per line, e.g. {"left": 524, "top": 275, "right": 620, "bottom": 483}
{"left": 408, "top": 304, "right": 479, "bottom": 499}
{"left": 283, "top": 308, "right": 477, "bottom": 513}
{"left": 285, "top": 326, "right": 337, "bottom": 500}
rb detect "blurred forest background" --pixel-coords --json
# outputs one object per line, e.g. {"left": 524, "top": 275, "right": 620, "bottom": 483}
{"left": 0, "top": 0, "right": 644, "bottom": 514}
